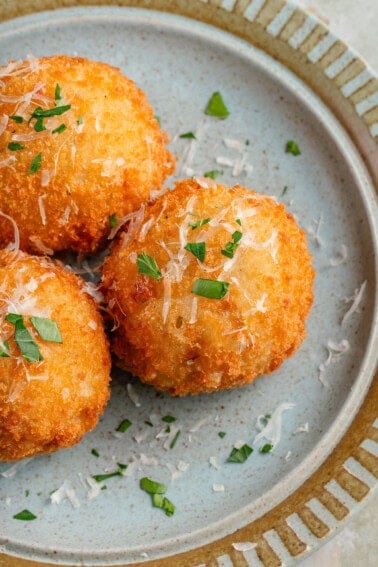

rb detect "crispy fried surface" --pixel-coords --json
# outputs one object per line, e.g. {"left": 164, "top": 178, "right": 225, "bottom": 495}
{"left": 102, "top": 179, "right": 315, "bottom": 396}
{"left": 0, "top": 250, "right": 111, "bottom": 461}
{"left": 0, "top": 55, "right": 175, "bottom": 254}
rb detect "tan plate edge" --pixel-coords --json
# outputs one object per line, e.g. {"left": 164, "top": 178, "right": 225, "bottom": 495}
{"left": 0, "top": 1, "right": 377, "bottom": 566}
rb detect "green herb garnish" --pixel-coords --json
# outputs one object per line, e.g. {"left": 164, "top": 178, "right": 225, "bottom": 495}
{"left": 204, "top": 169, "right": 223, "bottom": 180}
{"left": 218, "top": 431, "right": 226, "bottom": 439}
{"left": 52, "top": 123, "right": 66, "bottom": 134}
{"left": 221, "top": 230, "right": 242, "bottom": 259}
{"left": 189, "top": 217, "right": 211, "bottom": 230}
{"left": 30, "top": 317, "right": 62, "bottom": 343}
{"left": 77, "top": 116, "right": 83, "bottom": 125}
{"left": 165, "top": 425, "right": 171, "bottom": 433}
{"left": 260, "top": 443, "right": 273, "bottom": 453}
{"left": 137, "top": 253, "right": 161, "bottom": 281}
{"left": 169, "top": 430, "right": 181, "bottom": 449}
{"left": 152, "top": 493, "right": 176, "bottom": 516}
{"left": 140, "top": 477, "right": 167, "bottom": 495}
{"left": 285, "top": 140, "right": 301, "bottom": 156}
{"left": 184, "top": 242, "right": 206, "bottom": 262}
{"left": 92, "top": 464, "right": 127, "bottom": 483}
{"left": 179, "top": 132, "right": 196, "bottom": 139}
{"left": 54, "top": 83, "right": 62, "bottom": 100}
{"left": 154, "top": 115, "right": 161, "bottom": 125}
{"left": 13, "top": 509, "right": 37, "bottom": 521}
{"left": 245, "top": 139, "right": 250, "bottom": 145}
{"left": 34, "top": 117, "right": 46, "bottom": 132}
{"left": 235, "top": 218, "right": 242, "bottom": 226}
{"left": 31, "top": 104, "right": 71, "bottom": 119}
{"left": 116, "top": 418, "right": 132, "bottom": 433}
{"left": 6, "top": 314, "right": 43, "bottom": 362}
{"left": 25, "top": 490, "right": 30, "bottom": 497}
{"left": 0, "top": 340, "right": 10, "bottom": 357}
{"left": 162, "top": 415, "right": 176, "bottom": 423}
{"left": 10, "top": 115, "right": 24, "bottom": 124}
{"left": 192, "top": 278, "right": 229, "bottom": 299}
{"left": 226, "top": 444, "right": 253, "bottom": 463}
{"left": 281, "top": 185, "right": 288, "bottom": 196}
{"left": 205, "top": 91, "right": 230, "bottom": 119}
{"left": 91, "top": 448, "right": 100, "bottom": 457}
{"left": 28, "top": 153, "right": 42, "bottom": 174}
{"left": 109, "top": 213, "right": 118, "bottom": 228}
{"left": 144, "top": 420, "right": 153, "bottom": 427}
{"left": 7, "top": 142, "right": 24, "bottom": 151}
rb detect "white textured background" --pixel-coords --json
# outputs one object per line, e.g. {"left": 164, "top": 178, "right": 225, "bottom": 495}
{"left": 297, "top": 1, "right": 378, "bottom": 565}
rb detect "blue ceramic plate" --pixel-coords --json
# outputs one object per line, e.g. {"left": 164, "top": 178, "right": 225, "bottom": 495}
{"left": 0, "top": 4, "right": 377, "bottom": 566}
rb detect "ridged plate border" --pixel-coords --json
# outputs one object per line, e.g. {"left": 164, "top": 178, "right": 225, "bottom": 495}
{"left": 0, "top": 1, "right": 377, "bottom": 566}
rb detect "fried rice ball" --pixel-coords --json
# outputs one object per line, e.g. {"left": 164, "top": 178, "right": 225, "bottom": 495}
{"left": 101, "top": 178, "right": 314, "bottom": 396}
{"left": 0, "top": 55, "right": 175, "bottom": 254}
{"left": 0, "top": 249, "right": 111, "bottom": 461}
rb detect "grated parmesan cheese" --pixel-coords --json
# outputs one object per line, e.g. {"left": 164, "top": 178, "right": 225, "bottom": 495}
{"left": 329, "top": 244, "right": 348, "bottom": 266}
{"left": 253, "top": 403, "right": 295, "bottom": 447}
{"left": 212, "top": 483, "right": 225, "bottom": 492}
{"left": 37, "top": 194, "right": 47, "bottom": 226}
{"left": 50, "top": 480, "right": 80, "bottom": 508}
{"left": 318, "top": 338, "right": 350, "bottom": 386}
{"left": 341, "top": 280, "right": 367, "bottom": 326}
{"left": 127, "top": 383, "right": 141, "bottom": 407}
{"left": 0, "top": 210, "right": 20, "bottom": 251}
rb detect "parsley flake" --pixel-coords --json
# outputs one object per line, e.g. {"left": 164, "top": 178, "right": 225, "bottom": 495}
{"left": 140, "top": 477, "right": 167, "bottom": 495}
{"left": 218, "top": 431, "right": 226, "bottom": 439}
{"left": 30, "top": 317, "right": 62, "bottom": 343}
{"left": 116, "top": 418, "right": 132, "bottom": 433}
{"left": 31, "top": 104, "right": 71, "bottom": 119}
{"left": 184, "top": 241, "right": 206, "bottom": 262}
{"left": 162, "top": 415, "right": 176, "bottom": 423}
{"left": 52, "top": 123, "right": 66, "bottom": 134}
{"left": 281, "top": 185, "right": 288, "bottom": 196}
{"left": 179, "top": 131, "right": 196, "bottom": 139}
{"left": 10, "top": 115, "right": 24, "bottom": 124}
{"left": 8, "top": 142, "right": 24, "bottom": 151}
{"left": 34, "top": 116, "right": 46, "bottom": 132}
{"left": 54, "top": 83, "right": 62, "bottom": 100}
{"left": 221, "top": 230, "right": 242, "bottom": 259}
{"left": 6, "top": 314, "right": 43, "bottom": 363}
{"left": 91, "top": 448, "right": 100, "bottom": 457}
{"left": 144, "top": 420, "right": 154, "bottom": 427}
{"left": 77, "top": 116, "right": 83, "bottom": 125}
{"left": 260, "top": 443, "right": 273, "bottom": 453}
{"left": 192, "top": 278, "right": 229, "bottom": 299}
{"left": 204, "top": 169, "right": 223, "bottom": 180}
{"left": 0, "top": 340, "right": 10, "bottom": 357}
{"left": 28, "top": 153, "right": 42, "bottom": 174}
{"left": 285, "top": 140, "right": 301, "bottom": 156}
{"left": 137, "top": 253, "right": 161, "bottom": 281}
{"left": 109, "top": 213, "right": 118, "bottom": 228}
{"left": 170, "top": 430, "right": 181, "bottom": 449}
{"left": 13, "top": 509, "right": 37, "bottom": 521}
{"left": 152, "top": 493, "right": 176, "bottom": 516}
{"left": 227, "top": 444, "right": 253, "bottom": 463}
{"left": 205, "top": 91, "right": 230, "bottom": 119}
{"left": 189, "top": 217, "right": 211, "bottom": 230}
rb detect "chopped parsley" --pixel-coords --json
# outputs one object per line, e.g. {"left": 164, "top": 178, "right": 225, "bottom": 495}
{"left": 109, "top": 213, "right": 118, "bottom": 228}
{"left": 144, "top": 420, "right": 154, "bottom": 427}
{"left": 28, "top": 153, "right": 42, "bottom": 174}
{"left": 154, "top": 115, "right": 161, "bottom": 125}
{"left": 116, "top": 418, "right": 132, "bottom": 433}
{"left": 25, "top": 490, "right": 30, "bottom": 497}
{"left": 179, "top": 131, "right": 196, "bottom": 139}
{"left": 281, "top": 185, "right": 288, "bottom": 196}
{"left": 7, "top": 142, "right": 24, "bottom": 151}
{"left": 13, "top": 509, "right": 37, "bottom": 521}
{"left": 54, "top": 83, "right": 62, "bottom": 100}
{"left": 165, "top": 425, "right": 171, "bottom": 433}
{"left": 226, "top": 444, "right": 253, "bottom": 463}
{"left": 221, "top": 230, "right": 242, "bottom": 259}
{"left": 9, "top": 115, "right": 24, "bottom": 124}
{"left": 169, "top": 430, "right": 181, "bottom": 449}
{"left": 6, "top": 314, "right": 43, "bottom": 363}
{"left": 184, "top": 241, "right": 206, "bottom": 262}
{"left": 235, "top": 218, "right": 242, "bottom": 226}
{"left": 205, "top": 91, "right": 230, "bottom": 119}
{"left": 260, "top": 443, "right": 273, "bottom": 453}
{"left": 52, "top": 123, "right": 66, "bottom": 134}
{"left": 31, "top": 104, "right": 71, "bottom": 119}
{"left": 29, "top": 317, "right": 62, "bottom": 343}
{"left": 140, "top": 477, "right": 167, "bottom": 495}
{"left": 285, "top": 140, "right": 301, "bottom": 156}
{"left": 245, "top": 139, "right": 250, "bottom": 145}
{"left": 92, "top": 464, "right": 127, "bottom": 483}
{"left": 204, "top": 169, "right": 223, "bottom": 180}
{"left": 34, "top": 117, "right": 46, "bottom": 132}
{"left": 140, "top": 477, "right": 176, "bottom": 516}
{"left": 137, "top": 253, "right": 161, "bottom": 281}
{"left": 192, "top": 278, "right": 229, "bottom": 300}
{"left": 91, "top": 448, "right": 100, "bottom": 457}
{"left": 189, "top": 217, "right": 211, "bottom": 230}
{"left": 218, "top": 431, "right": 226, "bottom": 439}
{"left": 162, "top": 415, "right": 176, "bottom": 423}
{"left": 77, "top": 116, "right": 83, "bottom": 125}
{"left": 0, "top": 341, "right": 10, "bottom": 357}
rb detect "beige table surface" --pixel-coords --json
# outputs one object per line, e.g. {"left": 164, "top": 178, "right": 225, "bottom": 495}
{"left": 297, "top": 1, "right": 378, "bottom": 566}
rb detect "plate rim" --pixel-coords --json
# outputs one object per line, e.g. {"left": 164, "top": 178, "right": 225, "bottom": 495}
{"left": 0, "top": 1, "right": 377, "bottom": 566}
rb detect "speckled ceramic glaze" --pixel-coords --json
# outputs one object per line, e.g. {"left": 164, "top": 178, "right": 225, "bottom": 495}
{"left": 0, "top": 2, "right": 377, "bottom": 566}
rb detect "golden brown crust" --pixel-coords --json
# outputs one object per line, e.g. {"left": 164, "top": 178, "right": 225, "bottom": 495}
{"left": 0, "top": 55, "right": 175, "bottom": 254}
{"left": 101, "top": 179, "right": 315, "bottom": 396}
{"left": 0, "top": 249, "right": 111, "bottom": 461}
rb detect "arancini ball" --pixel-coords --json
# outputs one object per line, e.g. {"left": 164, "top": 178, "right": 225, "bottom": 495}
{"left": 0, "top": 55, "right": 175, "bottom": 255}
{"left": 101, "top": 178, "right": 315, "bottom": 396}
{"left": 0, "top": 249, "right": 111, "bottom": 461}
